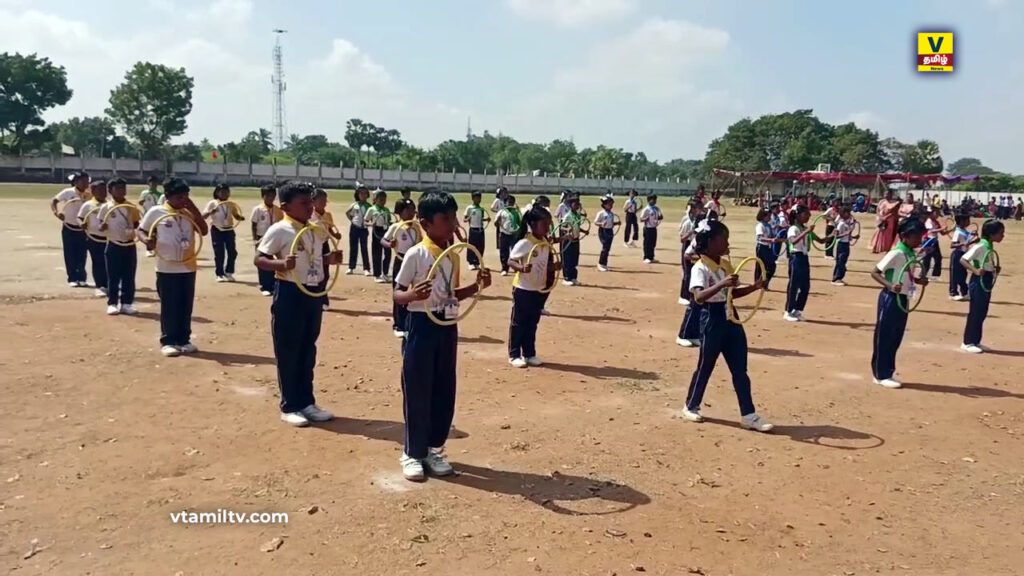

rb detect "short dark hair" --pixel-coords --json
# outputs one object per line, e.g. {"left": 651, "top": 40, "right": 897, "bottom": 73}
{"left": 523, "top": 206, "right": 552, "bottom": 229}
{"left": 260, "top": 184, "right": 277, "bottom": 196}
{"left": 69, "top": 170, "right": 90, "bottom": 182}
{"left": 213, "top": 182, "right": 229, "bottom": 197}
{"left": 395, "top": 198, "right": 415, "bottom": 214}
{"left": 898, "top": 217, "right": 926, "bottom": 238}
{"left": 534, "top": 195, "right": 550, "bottom": 208}
{"left": 981, "top": 219, "right": 1004, "bottom": 240}
{"left": 312, "top": 188, "right": 328, "bottom": 201}
{"left": 647, "top": 194, "right": 657, "bottom": 201}
{"left": 687, "top": 199, "right": 702, "bottom": 211}
{"left": 695, "top": 220, "right": 729, "bottom": 255}
{"left": 279, "top": 182, "right": 315, "bottom": 205}
{"left": 108, "top": 177, "right": 127, "bottom": 189}
{"left": 373, "top": 189, "right": 387, "bottom": 202}
{"left": 505, "top": 194, "right": 516, "bottom": 206}
{"left": 756, "top": 207, "right": 771, "bottom": 221}
{"left": 147, "top": 174, "right": 161, "bottom": 184}
{"left": 471, "top": 190, "right": 482, "bottom": 198}
{"left": 418, "top": 191, "right": 458, "bottom": 222}
{"left": 163, "top": 178, "right": 190, "bottom": 197}
{"left": 89, "top": 180, "right": 106, "bottom": 189}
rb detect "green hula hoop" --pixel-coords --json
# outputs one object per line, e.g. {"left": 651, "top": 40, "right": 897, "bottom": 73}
{"left": 894, "top": 258, "right": 926, "bottom": 313}
{"left": 809, "top": 213, "right": 838, "bottom": 252}
{"left": 980, "top": 249, "right": 1000, "bottom": 293}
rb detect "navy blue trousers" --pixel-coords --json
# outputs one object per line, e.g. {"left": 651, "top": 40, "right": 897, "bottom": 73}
{"left": 402, "top": 312, "right": 458, "bottom": 459}
{"left": 832, "top": 242, "right": 850, "bottom": 282}
{"left": 786, "top": 253, "right": 810, "bottom": 313}
{"left": 371, "top": 225, "right": 392, "bottom": 277}
{"left": 258, "top": 269, "right": 276, "bottom": 293}
{"left": 348, "top": 226, "right": 369, "bottom": 271}
{"left": 684, "top": 303, "right": 755, "bottom": 415}
{"left": 963, "top": 273, "right": 994, "bottom": 346}
{"left": 211, "top": 228, "right": 237, "bottom": 277}
{"left": 509, "top": 288, "right": 544, "bottom": 359}
{"left": 680, "top": 256, "right": 694, "bottom": 299}
{"left": 678, "top": 301, "right": 702, "bottom": 341}
{"left": 272, "top": 281, "right": 323, "bottom": 413}
{"left": 61, "top": 226, "right": 88, "bottom": 283}
{"left": 920, "top": 244, "right": 942, "bottom": 278}
{"left": 871, "top": 290, "right": 908, "bottom": 380}
{"left": 392, "top": 258, "right": 408, "bottom": 332}
{"left": 598, "top": 228, "right": 613, "bottom": 266}
{"left": 948, "top": 249, "right": 968, "bottom": 297}
{"left": 86, "top": 238, "right": 108, "bottom": 289}
{"left": 156, "top": 272, "right": 196, "bottom": 347}
{"left": 467, "top": 227, "right": 485, "bottom": 266}
{"left": 499, "top": 232, "right": 517, "bottom": 272}
{"left": 642, "top": 227, "right": 657, "bottom": 261}
{"left": 624, "top": 212, "right": 639, "bottom": 242}
{"left": 105, "top": 243, "right": 137, "bottom": 306}
{"left": 561, "top": 240, "right": 580, "bottom": 282}
{"left": 754, "top": 244, "right": 777, "bottom": 289}
{"left": 824, "top": 224, "right": 836, "bottom": 257}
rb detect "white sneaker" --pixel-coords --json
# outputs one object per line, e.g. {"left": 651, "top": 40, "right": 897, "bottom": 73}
{"left": 400, "top": 453, "right": 425, "bottom": 482}
{"left": 562, "top": 280, "right": 574, "bottom": 287}
{"left": 216, "top": 276, "right": 228, "bottom": 283}
{"left": 783, "top": 312, "right": 800, "bottom": 322}
{"left": 678, "top": 297, "right": 689, "bottom": 305}
{"left": 509, "top": 357, "right": 528, "bottom": 368}
{"left": 423, "top": 447, "right": 454, "bottom": 477}
{"left": 68, "top": 281, "right": 78, "bottom": 288}
{"left": 345, "top": 269, "right": 354, "bottom": 275}
{"left": 623, "top": 242, "right": 631, "bottom": 248}
{"left": 741, "top": 413, "right": 774, "bottom": 432}
{"left": 643, "top": 259, "right": 652, "bottom": 264}
{"left": 146, "top": 250, "right": 155, "bottom": 258}
{"left": 960, "top": 344, "right": 983, "bottom": 354}
{"left": 76, "top": 281, "right": 88, "bottom": 288}
{"left": 676, "top": 337, "right": 697, "bottom": 348}
{"left": 224, "top": 274, "right": 235, "bottom": 282}
{"left": 393, "top": 330, "right": 407, "bottom": 338}
{"left": 571, "top": 279, "right": 581, "bottom": 286}
{"left": 540, "top": 309, "right": 549, "bottom": 316}
{"left": 261, "top": 290, "right": 273, "bottom": 296}
{"left": 120, "top": 304, "right": 138, "bottom": 315}
{"left": 161, "top": 345, "right": 181, "bottom": 357}
{"left": 363, "top": 269, "right": 372, "bottom": 277}
{"left": 94, "top": 288, "right": 107, "bottom": 297}
{"left": 953, "top": 295, "right": 967, "bottom": 301}
{"left": 501, "top": 271, "right": 508, "bottom": 277}
{"left": 680, "top": 408, "right": 704, "bottom": 423}
{"left": 469, "top": 264, "right": 478, "bottom": 271}
{"left": 300, "top": 404, "right": 334, "bottom": 422}
{"left": 106, "top": 305, "right": 120, "bottom": 316}
{"left": 375, "top": 276, "right": 388, "bottom": 284}
{"left": 598, "top": 265, "right": 608, "bottom": 272}
{"left": 651, "top": 259, "right": 659, "bottom": 264}
{"left": 831, "top": 281, "right": 846, "bottom": 286}
{"left": 179, "top": 342, "right": 198, "bottom": 354}
{"left": 873, "top": 378, "right": 902, "bottom": 389}
{"left": 794, "top": 311, "right": 804, "bottom": 319}
{"left": 526, "top": 356, "right": 543, "bottom": 367}
{"left": 280, "top": 411, "right": 310, "bottom": 427}
{"left": 322, "top": 303, "right": 330, "bottom": 311}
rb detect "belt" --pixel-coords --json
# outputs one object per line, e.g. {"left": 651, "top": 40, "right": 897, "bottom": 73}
{"left": 470, "top": 226, "right": 484, "bottom": 231}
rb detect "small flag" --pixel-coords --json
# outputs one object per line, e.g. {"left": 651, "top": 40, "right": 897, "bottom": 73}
{"left": 211, "top": 149, "right": 219, "bottom": 159}
{"left": 61, "top": 144, "right": 75, "bottom": 155}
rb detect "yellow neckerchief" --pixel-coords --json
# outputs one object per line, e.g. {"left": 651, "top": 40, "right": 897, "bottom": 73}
{"left": 157, "top": 202, "right": 198, "bottom": 270}
{"left": 110, "top": 200, "right": 139, "bottom": 225}
{"left": 421, "top": 234, "right": 460, "bottom": 288}
{"left": 513, "top": 234, "right": 547, "bottom": 288}
{"left": 699, "top": 254, "right": 734, "bottom": 275}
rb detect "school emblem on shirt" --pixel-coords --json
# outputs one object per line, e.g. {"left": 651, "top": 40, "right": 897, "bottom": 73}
{"left": 916, "top": 32, "right": 953, "bottom": 73}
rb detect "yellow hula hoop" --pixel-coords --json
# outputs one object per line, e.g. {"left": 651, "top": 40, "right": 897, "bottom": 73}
{"left": 515, "top": 241, "right": 562, "bottom": 294}
{"left": 101, "top": 203, "right": 141, "bottom": 247}
{"left": 150, "top": 211, "right": 204, "bottom": 263}
{"left": 213, "top": 200, "right": 243, "bottom": 231}
{"left": 425, "top": 242, "right": 486, "bottom": 327}
{"left": 726, "top": 256, "right": 767, "bottom": 325}
{"left": 289, "top": 225, "right": 341, "bottom": 298}
{"left": 60, "top": 197, "right": 84, "bottom": 230}
{"left": 394, "top": 219, "right": 422, "bottom": 261}
{"left": 82, "top": 205, "right": 107, "bottom": 243}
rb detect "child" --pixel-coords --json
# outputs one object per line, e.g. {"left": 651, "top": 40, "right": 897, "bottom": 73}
{"left": 495, "top": 195, "right": 521, "bottom": 276}
{"left": 869, "top": 218, "right": 928, "bottom": 388}
{"left": 704, "top": 190, "right": 727, "bottom": 219}
{"left": 393, "top": 191, "right": 492, "bottom": 481}
{"left": 491, "top": 186, "right": 508, "bottom": 250}
{"left": 463, "top": 191, "right": 489, "bottom": 271}
{"left": 311, "top": 188, "right": 341, "bottom": 310}
{"left": 401, "top": 187, "right": 412, "bottom": 201}
{"left": 554, "top": 192, "right": 572, "bottom": 222}
{"left": 784, "top": 205, "right": 814, "bottom": 321}
{"left": 831, "top": 206, "right": 858, "bottom": 286}
{"left": 251, "top": 184, "right": 284, "bottom": 296}
{"left": 594, "top": 195, "right": 616, "bottom": 272}
{"left": 345, "top": 187, "right": 372, "bottom": 276}
{"left": 139, "top": 175, "right": 163, "bottom": 260}
{"left": 138, "top": 178, "right": 209, "bottom": 357}
{"left": 960, "top": 220, "right": 1005, "bottom": 354}
{"left": 623, "top": 189, "right": 640, "bottom": 248}
{"left": 677, "top": 213, "right": 709, "bottom": 348}
{"left": 821, "top": 199, "right": 841, "bottom": 260}
{"left": 681, "top": 219, "right": 773, "bottom": 432}
{"left": 78, "top": 180, "right": 109, "bottom": 298}
{"left": 639, "top": 194, "right": 663, "bottom": 263}
{"left": 366, "top": 189, "right": 394, "bottom": 283}
{"left": 203, "top": 183, "right": 244, "bottom": 282}
{"left": 678, "top": 199, "right": 703, "bottom": 304}
{"left": 920, "top": 207, "right": 945, "bottom": 279}
{"left": 51, "top": 171, "right": 91, "bottom": 287}
{"left": 383, "top": 198, "right": 420, "bottom": 337}
{"left": 255, "top": 182, "right": 343, "bottom": 426}
{"left": 773, "top": 203, "right": 790, "bottom": 257}
{"left": 98, "top": 178, "right": 139, "bottom": 315}
{"left": 508, "top": 207, "right": 558, "bottom": 367}
{"left": 558, "top": 195, "right": 585, "bottom": 286}
{"left": 754, "top": 207, "right": 782, "bottom": 290}
{"left": 948, "top": 213, "right": 975, "bottom": 301}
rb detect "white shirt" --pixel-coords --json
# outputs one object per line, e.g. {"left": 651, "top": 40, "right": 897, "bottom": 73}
{"left": 755, "top": 222, "right": 773, "bottom": 245}
{"left": 365, "top": 205, "right": 392, "bottom": 228}
{"left": 139, "top": 189, "right": 162, "bottom": 213}
{"left": 77, "top": 199, "right": 107, "bottom": 238}
{"left": 705, "top": 199, "right": 725, "bottom": 217}
{"left": 490, "top": 198, "right": 505, "bottom": 213}
{"left": 510, "top": 237, "right": 550, "bottom": 292}
{"left": 98, "top": 202, "right": 139, "bottom": 245}
{"left": 140, "top": 205, "right": 200, "bottom": 273}
{"left": 54, "top": 187, "right": 86, "bottom": 226}
{"left": 258, "top": 219, "right": 327, "bottom": 286}
{"left": 464, "top": 205, "right": 488, "bottom": 228}
{"left": 205, "top": 200, "right": 239, "bottom": 230}
{"left": 679, "top": 216, "right": 696, "bottom": 242}
{"left": 835, "top": 219, "right": 853, "bottom": 244}
{"left": 689, "top": 258, "right": 729, "bottom": 303}
{"left": 624, "top": 197, "right": 639, "bottom": 214}
{"left": 383, "top": 221, "right": 421, "bottom": 255}
{"left": 251, "top": 204, "right": 282, "bottom": 237}
{"left": 924, "top": 218, "right": 941, "bottom": 240}
{"left": 559, "top": 211, "right": 585, "bottom": 240}
{"left": 346, "top": 202, "right": 370, "bottom": 227}
{"left": 787, "top": 224, "right": 808, "bottom": 253}
{"left": 395, "top": 243, "right": 461, "bottom": 313}
{"left": 594, "top": 209, "right": 615, "bottom": 229}
{"left": 639, "top": 205, "right": 662, "bottom": 228}
{"left": 876, "top": 244, "right": 917, "bottom": 295}
{"left": 497, "top": 207, "right": 521, "bottom": 235}
{"left": 773, "top": 212, "right": 789, "bottom": 231}
{"left": 822, "top": 206, "right": 839, "bottom": 224}
{"left": 554, "top": 203, "right": 571, "bottom": 220}
{"left": 963, "top": 241, "right": 997, "bottom": 272}
{"left": 950, "top": 227, "right": 970, "bottom": 249}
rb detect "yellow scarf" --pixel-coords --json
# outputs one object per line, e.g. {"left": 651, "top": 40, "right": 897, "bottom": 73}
{"left": 513, "top": 234, "right": 547, "bottom": 288}
{"left": 421, "top": 235, "right": 460, "bottom": 287}
{"left": 699, "top": 255, "right": 734, "bottom": 275}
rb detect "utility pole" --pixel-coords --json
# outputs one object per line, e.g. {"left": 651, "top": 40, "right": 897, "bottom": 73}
{"left": 271, "top": 29, "right": 288, "bottom": 151}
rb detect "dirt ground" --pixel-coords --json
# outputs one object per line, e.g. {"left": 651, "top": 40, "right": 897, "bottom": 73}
{"left": 2, "top": 188, "right": 1023, "bottom": 576}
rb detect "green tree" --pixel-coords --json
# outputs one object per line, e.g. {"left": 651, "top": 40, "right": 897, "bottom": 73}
{"left": 106, "top": 62, "right": 194, "bottom": 159}
{"left": 947, "top": 157, "right": 997, "bottom": 176}
{"left": 828, "top": 123, "right": 889, "bottom": 173}
{"left": 0, "top": 53, "right": 73, "bottom": 153}
{"left": 899, "top": 139, "right": 943, "bottom": 174}
{"left": 48, "top": 116, "right": 116, "bottom": 156}
{"left": 546, "top": 139, "right": 578, "bottom": 175}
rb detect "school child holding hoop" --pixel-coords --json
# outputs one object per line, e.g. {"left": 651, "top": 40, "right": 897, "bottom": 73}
{"left": 960, "top": 220, "right": 1005, "bottom": 354}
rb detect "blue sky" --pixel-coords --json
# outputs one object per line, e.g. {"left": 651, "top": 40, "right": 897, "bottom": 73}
{"left": 3, "top": 0, "right": 1022, "bottom": 172}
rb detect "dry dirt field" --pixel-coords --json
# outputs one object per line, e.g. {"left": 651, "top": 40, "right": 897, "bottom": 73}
{"left": 2, "top": 185, "right": 1023, "bottom": 576}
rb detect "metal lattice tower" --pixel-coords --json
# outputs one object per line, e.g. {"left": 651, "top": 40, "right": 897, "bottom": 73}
{"left": 271, "top": 29, "right": 288, "bottom": 151}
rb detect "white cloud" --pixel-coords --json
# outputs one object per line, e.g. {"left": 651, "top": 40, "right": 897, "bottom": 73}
{"left": 505, "top": 0, "right": 636, "bottom": 27}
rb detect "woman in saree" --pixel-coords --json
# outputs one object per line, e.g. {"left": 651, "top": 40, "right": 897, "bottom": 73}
{"left": 872, "top": 189, "right": 901, "bottom": 253}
